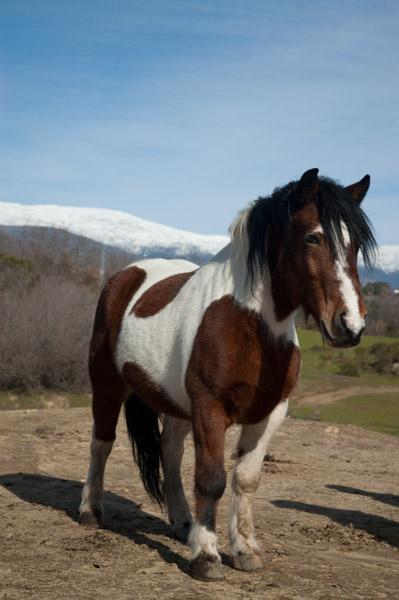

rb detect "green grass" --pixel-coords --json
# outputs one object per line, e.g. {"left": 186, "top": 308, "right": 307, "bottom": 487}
{"left": 69, "top": 393, "right": 92, "bottom": 408}
{"left": 297, "top": 329, "right": 399, "bottom": 384}
{"left": 0, "top": 390, "right": 91, "bottom": 410}
{"left": 292, "top": 392, "right": 399, "bottom": 436}
{"left": 292, "top": 330, "right": 399, "bottom": 436}
{"left": 298, "top": 329, "right": 398, "bottom": 350}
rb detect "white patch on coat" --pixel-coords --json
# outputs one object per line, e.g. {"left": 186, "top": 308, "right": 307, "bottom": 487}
{"left": 335, "top": 260, "right": 364, "bottom": 333}
{"left": 334, "top": 222, "right": 364, "bottom": 334}
{"left": 341, "top": 221, "right": 351, "bottom": 246}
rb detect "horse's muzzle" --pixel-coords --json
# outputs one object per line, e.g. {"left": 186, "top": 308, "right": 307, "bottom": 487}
{"left": 321, "top": 312, "right": 367, "bottom": 348}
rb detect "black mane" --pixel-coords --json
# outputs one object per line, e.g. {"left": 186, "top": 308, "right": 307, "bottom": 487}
{"left": 246, "top": 176, "right": 376, "bottom": 288}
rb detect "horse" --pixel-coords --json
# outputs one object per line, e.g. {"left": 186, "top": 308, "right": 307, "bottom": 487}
{"left": 79, "top": 168, "right": 376, "bottom": 581}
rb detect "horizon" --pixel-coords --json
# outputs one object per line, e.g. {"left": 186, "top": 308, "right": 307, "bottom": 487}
{"left": 0, "top": 1, "right": 398, "bottom": 244}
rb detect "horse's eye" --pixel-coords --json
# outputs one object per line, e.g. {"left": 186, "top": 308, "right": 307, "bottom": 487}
{"left": 305, "top": 233, "right": 320, "bottom": 245}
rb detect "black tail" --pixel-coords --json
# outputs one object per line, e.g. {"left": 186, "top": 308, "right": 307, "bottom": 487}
{"left": 124, "top": 394, "right": 164, "bottom": 506}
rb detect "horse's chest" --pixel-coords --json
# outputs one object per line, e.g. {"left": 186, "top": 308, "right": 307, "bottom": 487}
{"left": 236, "top": 340, "right": 300, "bottom": 423}
{"left": 186, "top": 296, "right": 301, "bottom": 425}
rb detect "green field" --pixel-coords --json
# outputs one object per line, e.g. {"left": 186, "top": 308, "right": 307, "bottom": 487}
{"left": 297, "top": 329, "right": 399, "bottom": 382}
{"left": 292, "top": 330, "right": 399, "bottom": 436}
{"left": 292, "top": 393, "right": 399, "bottom": 436}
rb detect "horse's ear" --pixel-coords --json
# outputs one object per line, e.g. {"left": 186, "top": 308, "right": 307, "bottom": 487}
{"left": 345, "top": 175, "right": 370, "bottom": 205}
{"left": 297, "top": 168, "right": 319, "bottom": 205}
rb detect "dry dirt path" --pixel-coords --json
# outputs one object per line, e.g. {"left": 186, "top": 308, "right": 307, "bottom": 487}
{"left": 291, "top": 382, "right": 399, "bottom": 409}
{"left": 0, "top": 408, "right": 398, "bottom": 600}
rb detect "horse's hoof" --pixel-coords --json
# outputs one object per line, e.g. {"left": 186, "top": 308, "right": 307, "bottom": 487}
{"left": 172, "top": 521, "right": 192, "bottom": 543}
{"left": 231, "top": 552, "right": 263, "bottom": 572}
{"left": 79, "top": 509, "right": 102, "bottom": 528}
{"left": 189, "top": 555, "right": 224, "bottom": 581}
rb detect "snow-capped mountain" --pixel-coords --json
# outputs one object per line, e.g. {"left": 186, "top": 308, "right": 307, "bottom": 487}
{"left": 364, "top": 246, "right": 399, "bottom": 274}
{"left": 0, "top": 201, "right": 229, "bottom": 263}
{"left": 0, "top": 201, "right": 398, "bottom": 285}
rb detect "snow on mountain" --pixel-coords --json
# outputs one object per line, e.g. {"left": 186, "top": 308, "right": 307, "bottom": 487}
{"left": 362, "top": 245, "right": 399, "bottom": 274}
{"left": 0, "top": 201, "right": 398, "bottom": 279}
{"left": 0, "top": 201, "right": 229, "bottom": 262}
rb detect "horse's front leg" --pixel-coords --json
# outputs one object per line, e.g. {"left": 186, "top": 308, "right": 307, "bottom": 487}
{"left": 189, "top": 407, "right": 227, "bottom": 581}
{"left": 160, "top": 416, "right": 193, "bottom": 542}
{"left": 229, "top": 399, "right": 288, "bottom": 571}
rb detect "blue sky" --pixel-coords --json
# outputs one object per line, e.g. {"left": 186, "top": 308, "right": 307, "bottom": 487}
{"left": 0, "top": 1, "right": 398, "bottom": 243}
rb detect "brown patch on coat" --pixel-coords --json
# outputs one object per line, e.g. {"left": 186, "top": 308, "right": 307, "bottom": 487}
{"left": 186, "top": 296, "right": 301, "bottom": 426}
{"left": 88, "top": 266, "right": 147, "bottom": 441}
{"left": 132, "top": 270, "right": 196, "bottom": 318}
{"left": 122, "top": 361, "right": 190, "bottom": 421}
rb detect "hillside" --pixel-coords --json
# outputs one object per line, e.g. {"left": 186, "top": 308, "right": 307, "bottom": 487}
{"left": 0, "top": 201, "right": 398, "bottom": 283}
{"left": 0, "top": 201, "right": 229, "bottom": 264}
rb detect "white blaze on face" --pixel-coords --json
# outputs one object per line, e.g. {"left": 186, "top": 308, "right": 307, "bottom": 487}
{"left": 334, "top": 222, "right": 364, "bottom": 334}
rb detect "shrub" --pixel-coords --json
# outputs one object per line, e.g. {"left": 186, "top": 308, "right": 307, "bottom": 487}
{"left": 337, "top": 362, "right": 360, "bottom": 377}
{"left": 0, "top": 228, "right": 134, "bottom": 393}
{"left": 0, "top": 273, "right": 96, "bottom": 392}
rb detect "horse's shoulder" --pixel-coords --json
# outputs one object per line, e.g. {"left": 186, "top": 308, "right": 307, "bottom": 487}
{"left": 186, "top": 294, "right": 300, "bottom": 423}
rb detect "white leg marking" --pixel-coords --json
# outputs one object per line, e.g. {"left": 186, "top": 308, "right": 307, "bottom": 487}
{"left": 229, "top": 400, "right": 288, "bottom": 558}
{"left": 188, "top": 522, "right": 220, "bottom": 561}
{"left": 160, "top": 417, "right": 193, "bottom": 536}
{"left": 79, "top": 430, "right": 114, "bottom": 518}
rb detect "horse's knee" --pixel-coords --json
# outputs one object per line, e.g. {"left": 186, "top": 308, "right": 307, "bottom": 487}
{"left": 195, "top": 466, "right": 226, "bottom": 505}
{"left": 233, "top": 468, "right": 260, "bottom": 496}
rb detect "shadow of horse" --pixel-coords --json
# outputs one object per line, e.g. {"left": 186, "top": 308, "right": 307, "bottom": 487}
{"left": 0, "top": 472, "right": 195, "bottom": 573}
{"left": 271, "top": 491, "right": 399, "bottom": 549}
{"left": 326, "top": 484, "right": 399, "bottom": 508}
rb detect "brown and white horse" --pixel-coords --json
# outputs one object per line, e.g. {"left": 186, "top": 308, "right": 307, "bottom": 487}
{"left": 79, "top": 168, "right": 375, "bottom": 581}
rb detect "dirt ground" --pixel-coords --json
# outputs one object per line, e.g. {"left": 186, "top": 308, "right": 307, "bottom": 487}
{"left": 0, "top": 407, "right": 398, "bottom": 600}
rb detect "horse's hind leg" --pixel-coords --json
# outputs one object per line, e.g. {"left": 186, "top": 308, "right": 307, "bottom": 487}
{"left": 229, "top": 399, "right": 288, "bottom": 571}
{"left": 79, "top": 373, "right": 126, "bottom": 527}
{"left": 160, "top": 416, "right": 192, "bottom": 541}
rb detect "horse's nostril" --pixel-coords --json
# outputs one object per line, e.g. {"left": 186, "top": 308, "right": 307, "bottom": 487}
{"left": 339, "top": 311, "right": 348, "bottom": 331}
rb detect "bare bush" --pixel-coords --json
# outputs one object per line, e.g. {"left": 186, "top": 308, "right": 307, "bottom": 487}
{"left": 0, "top": 273, "right": 96, "bottom": 392}
{"left": 363, "top": 293, "right": 399, "bottom": 337}
{"left": 0, "top": 227, "right": 138, "bottom": 393}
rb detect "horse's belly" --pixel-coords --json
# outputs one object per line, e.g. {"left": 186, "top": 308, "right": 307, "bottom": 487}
{"left": 116, "top": 311, "right": 192, "bottom": 417}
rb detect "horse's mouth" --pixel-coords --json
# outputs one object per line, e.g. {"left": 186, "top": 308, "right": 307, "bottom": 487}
{"left": 320, "top": 320, "right": 362, "bottom": 349}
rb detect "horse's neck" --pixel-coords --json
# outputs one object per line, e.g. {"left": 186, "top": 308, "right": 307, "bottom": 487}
{"left": 208, "top": 245, "right": 298, "bottom": 343}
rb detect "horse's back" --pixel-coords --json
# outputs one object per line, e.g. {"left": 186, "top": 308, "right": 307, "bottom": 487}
{"left": 90, "top": 257, "right": 196, "bottom": 362}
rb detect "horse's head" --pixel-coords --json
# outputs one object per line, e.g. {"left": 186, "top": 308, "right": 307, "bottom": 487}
{"left": 287, "top": 169, "right": 374, "bottom": 348}
{"left": 245, "top": 168, "right": 376, "bottom": 348}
